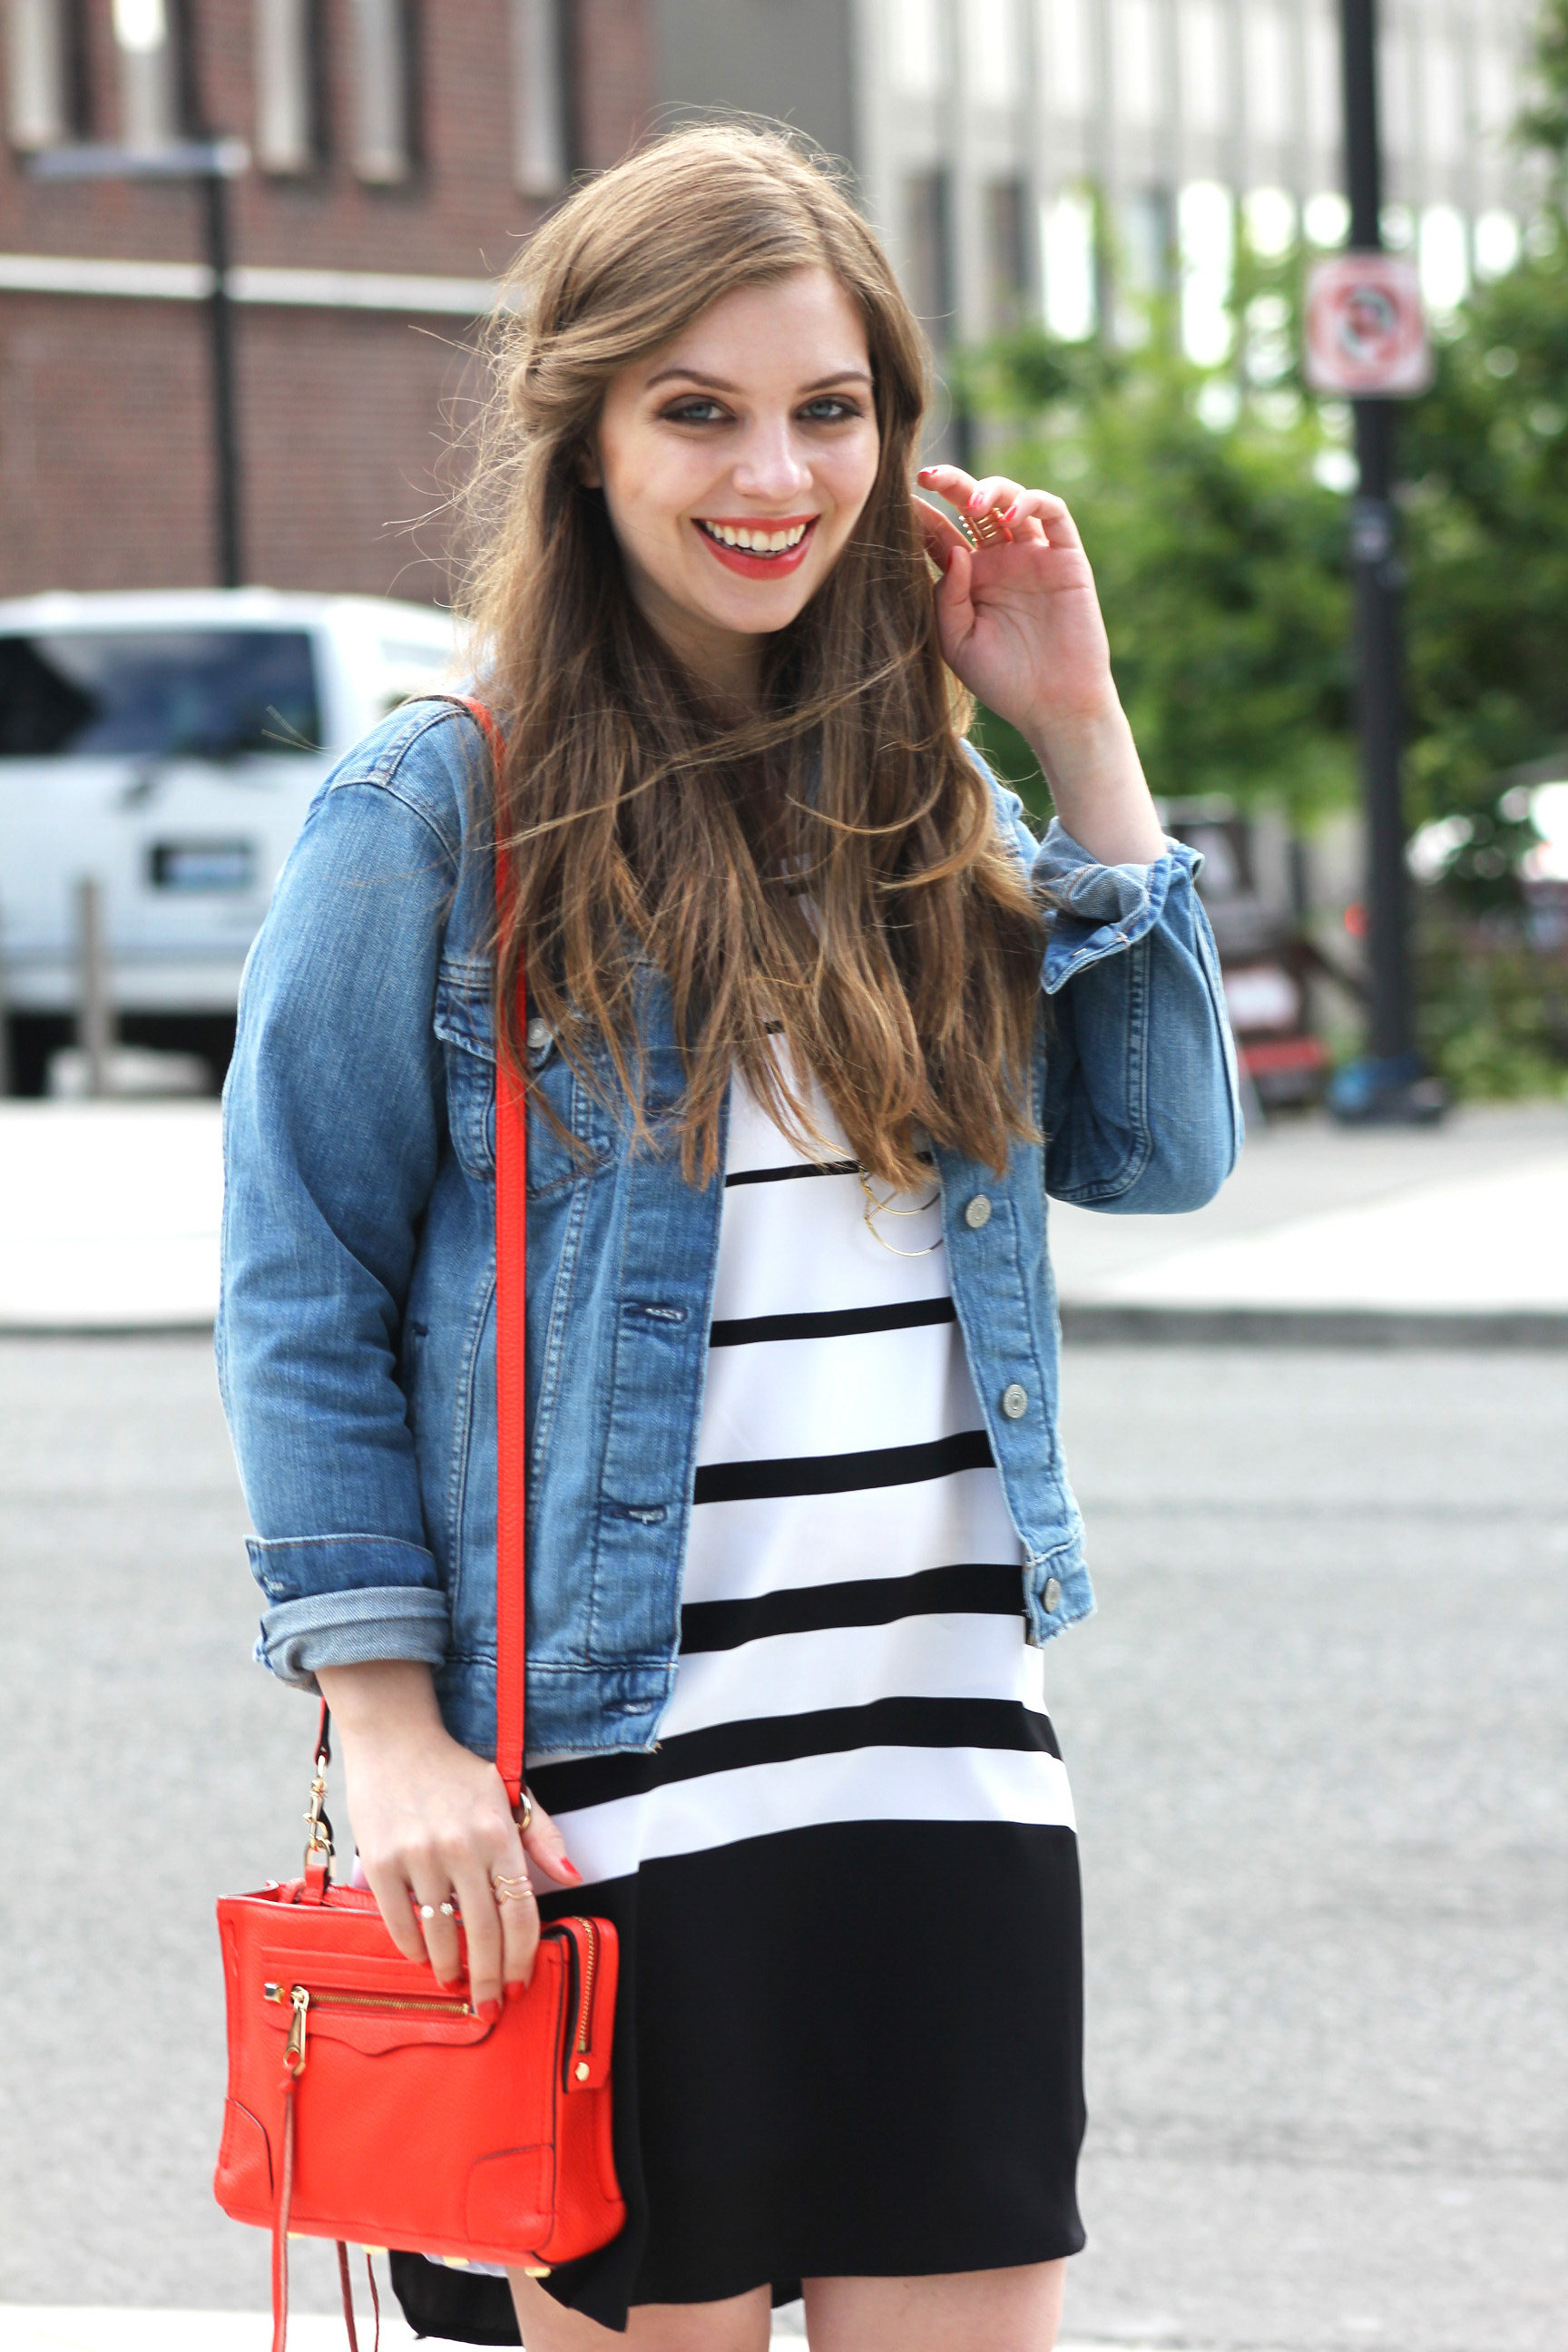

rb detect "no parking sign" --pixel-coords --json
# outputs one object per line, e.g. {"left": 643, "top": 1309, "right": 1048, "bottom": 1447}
{"left": 1304, "top": 252, "right": 1433, "bottom": 397}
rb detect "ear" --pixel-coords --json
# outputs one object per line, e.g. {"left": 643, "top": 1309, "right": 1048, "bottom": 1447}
{"left": 576, "top": 436, "right": 603, "bottom": 491}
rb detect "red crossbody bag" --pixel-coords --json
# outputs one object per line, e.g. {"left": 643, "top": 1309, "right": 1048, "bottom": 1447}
{"left": 213, "top": 698, "right": 624, "bottom": 2350}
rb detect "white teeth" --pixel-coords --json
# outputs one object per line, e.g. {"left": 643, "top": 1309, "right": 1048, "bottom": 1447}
{"left": 699, "top": 519, "right": 811, "bottom": 554}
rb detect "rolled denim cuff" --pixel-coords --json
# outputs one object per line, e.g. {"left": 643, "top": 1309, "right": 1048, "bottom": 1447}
{"left": 1034, "top": 819, "right": 1204, "bottom": 995}
{"left": 256, "top": 1584, "right": 451, "bottom": 1690}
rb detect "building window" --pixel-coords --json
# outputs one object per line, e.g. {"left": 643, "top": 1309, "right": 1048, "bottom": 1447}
{"left": 889, "top": 0, "right": 942, "bottom": 101}
{"left": 351, "top": 0, "right": 417, "bottom": 184}
{"left": 255, "top": 0, "right": 320, "bottom": 175}
{"left": 1041, "top": 0, "right": 1093, "bottom": 122}
{"left": 4, "top": 0, "right": 80, "bottom": 149}
{"left": 904, "top": 168, "right": 955, "bottom": 345}
{"left": 966, "top": 0, "right": 1021, "bottom": 110}
{"left": 113, "top": 0, "right": 185, "bottom": 151}
{"left": 985, "top": 177, "right": 1029, "bottom": 330}
{"left": 1179, "top": 0, "right": 1229, "bottom": 140}
{"left": 1042, "top": 186, "right": 1097, "bottom": 342}
{"left": 1241, "top": 0, "right": 1293, "bottom": 150}
{"left": 1113, "top": 0, "right": 1165, "bottom": 133}
{"left": 510, "top": 0, "right": 566, "bottom": 196}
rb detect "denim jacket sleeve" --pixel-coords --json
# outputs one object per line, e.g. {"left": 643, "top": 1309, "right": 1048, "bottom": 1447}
{"left": 216, "top": 723, "right": 463, "bottom": 1686}
{"left": 986, "top": 773, "right": 1242, "bottom": 1212}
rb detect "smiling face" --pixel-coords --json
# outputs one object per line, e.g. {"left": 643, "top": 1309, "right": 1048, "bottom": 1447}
{"left": 587, "top": 268, "right": 882, "bottom": 700}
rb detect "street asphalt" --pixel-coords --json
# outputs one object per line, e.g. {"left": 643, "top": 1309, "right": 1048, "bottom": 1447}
{"left": 0, "top": 1333, "right": 1563, "bottom": 2351}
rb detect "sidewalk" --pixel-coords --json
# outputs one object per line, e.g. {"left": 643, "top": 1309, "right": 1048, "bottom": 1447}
{"left": 0, "top": 2314, "right": 1269, "bottom": 2352}
{"left": 2, "top": 1097, "right": 1564, "bottom": 1339}
{"left": 1053, "top": 1098, "right": 1568, "bottom": 1342}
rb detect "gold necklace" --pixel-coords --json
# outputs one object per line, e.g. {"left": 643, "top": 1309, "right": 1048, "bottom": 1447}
{"left": 858, "top": 1166, "right": 945, "bottom": 1259}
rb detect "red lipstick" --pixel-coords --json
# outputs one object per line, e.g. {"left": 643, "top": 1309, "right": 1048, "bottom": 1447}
{"left": 692, "top": 514, "right": 818, "bottom": 579}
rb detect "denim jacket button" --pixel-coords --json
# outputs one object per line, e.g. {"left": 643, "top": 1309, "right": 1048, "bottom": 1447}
{"left": 1002, "top": 1381, "right": 1028, "bottom": 1419}
{"left": 964, "top": 1194, "right": 993, "bottom": 1230}
{"left": 526, "top": 1015, "right": 551, "bottom": 1051}
{"left": 1043, "top": 1575, "right": 1063, "bottom": 1614}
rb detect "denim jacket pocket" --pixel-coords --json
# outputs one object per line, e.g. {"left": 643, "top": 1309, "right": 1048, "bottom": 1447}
{"left": 436, "top": 961, "right": 618, "bottom": 1199}
{"left": 434, "top": 961, "right": 499, "bottom": 1182}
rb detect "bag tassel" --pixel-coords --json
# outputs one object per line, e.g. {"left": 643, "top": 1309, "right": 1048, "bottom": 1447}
{"left": 270, "top": 2068, "right": 377, "bottom": 2351}
{"left": 270, "top": 2072, "right": 296, "bottom": 2352}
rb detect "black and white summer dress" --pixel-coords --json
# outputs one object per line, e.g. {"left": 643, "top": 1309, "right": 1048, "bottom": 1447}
{"left": 393, "top": 1055, "right": 1085, "bottom": 2342}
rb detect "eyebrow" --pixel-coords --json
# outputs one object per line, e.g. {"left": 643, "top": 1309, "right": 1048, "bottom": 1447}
{"left": 644, "top": 366, "right": 874, "bottom": 394}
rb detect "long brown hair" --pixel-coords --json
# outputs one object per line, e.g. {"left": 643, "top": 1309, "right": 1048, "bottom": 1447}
{"left": 462, "top": 122, "right": 1044, "bottom": 1191}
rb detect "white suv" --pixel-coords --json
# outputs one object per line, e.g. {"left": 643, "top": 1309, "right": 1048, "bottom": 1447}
{"left": 0, "top": 588, "right": 458, "bottom": 1090}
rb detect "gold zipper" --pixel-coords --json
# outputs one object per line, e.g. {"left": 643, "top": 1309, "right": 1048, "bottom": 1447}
{"left": 570, "top": 1920, "right": 596, "bottom": 2078}
{"left": 264, "top": 1980, "right": 475, "bottom": 2020}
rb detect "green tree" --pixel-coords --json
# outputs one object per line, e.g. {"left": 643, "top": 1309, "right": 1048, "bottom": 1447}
{"left": 963, "top": 329, "right": 1355, "bottom": 834}
{"left": 1399, "top": 240, "right": 1568, "bottom": 883}
{"left": 964, "top": 327, "right": 1354, "bottom": 832}
{"left": 964, "top": 3, "right": 1568, "bottom": 889}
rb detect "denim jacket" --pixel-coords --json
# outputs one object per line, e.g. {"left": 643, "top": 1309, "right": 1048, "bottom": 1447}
{"left": 218, "top": 701, "right": 1240, "bottom": 1760}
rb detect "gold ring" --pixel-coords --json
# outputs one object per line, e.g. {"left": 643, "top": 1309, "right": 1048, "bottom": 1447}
{"left": 968, "top": 506, "right": 1012, "bottom": 545}
{"left": 493, "top": 1869, "right": 536, "bottom": 1903}
{"left": 514, "top": 1788, "right": 534, "bottom": 1834}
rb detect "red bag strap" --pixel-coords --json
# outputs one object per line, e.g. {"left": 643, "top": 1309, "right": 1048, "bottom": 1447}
{"left": 450, "top": 694, "right": 529, "bottom": 1818}
{"left": 303, "top": 694, "right": 527, "bottom": 1828}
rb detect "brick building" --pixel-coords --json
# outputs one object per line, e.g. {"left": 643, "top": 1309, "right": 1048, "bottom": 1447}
{"left": 0, "top": 1, "right": 659, "bottom": 603}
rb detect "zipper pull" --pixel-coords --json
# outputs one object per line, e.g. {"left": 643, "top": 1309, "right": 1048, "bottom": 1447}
{"left": 284, "top": 1984, "right": 309, "bottom": 2076}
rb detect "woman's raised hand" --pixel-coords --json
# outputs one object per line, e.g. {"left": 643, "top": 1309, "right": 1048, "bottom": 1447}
{"left": 914, "top": 465, "right": 1167, "bottom": 867}
{"left": 317, "top": 1661, "right": 582, "bottom": 2017}
{"left": 915, "top": 466, "right": 1115, "bottom": 738}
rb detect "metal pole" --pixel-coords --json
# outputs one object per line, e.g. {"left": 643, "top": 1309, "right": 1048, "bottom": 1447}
{"left": 202, "top": 165, "right": 244, "bottom": 589}
{"left": 1340, "top": 0, "right": 1416, "bottom": 1068}
{"left": 76, "top": 877, "right": 113, "bottom": 1099}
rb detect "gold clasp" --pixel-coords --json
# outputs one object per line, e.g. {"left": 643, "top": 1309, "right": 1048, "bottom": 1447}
{"left": 302, "top": 1747, "right": 335, "bottom": 1876}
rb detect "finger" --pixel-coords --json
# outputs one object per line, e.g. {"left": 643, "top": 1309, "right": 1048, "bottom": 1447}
{"left": 965, "top": 475, "right": 1026, "bottom": 521}
{"left": 361, "top": 1861, "right": 429, "bottom": 1966}
{"left": 916, "top": 461, "right": 978, "bottom": 510}
{"left": 450, "top": 1854, "right": 507, "bottom": 2014}
{"left": 914, "top": 494, "right": 968, "bottom": 566}
{"left": 492, "top": 1853, "right": 543, "bottom": 1991}
{"left": 934, "top": 535, "right": 975, "bottom": 640}
{"left": 407, "top": 1869, "right": 464, "bottom": 1989}
{"left": 521, "top": 1793, "right": 583, "bottom": 1888}
{"left": 1000, "top": 488, "right": 1083, "bottom": 549}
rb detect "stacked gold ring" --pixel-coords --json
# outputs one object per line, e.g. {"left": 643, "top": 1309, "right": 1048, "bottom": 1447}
{"left": 493, "top": 1869, "right": 537, "bottom": 1906}
{"left": 957, "top": 506, "right": 1013, "bottom": 548}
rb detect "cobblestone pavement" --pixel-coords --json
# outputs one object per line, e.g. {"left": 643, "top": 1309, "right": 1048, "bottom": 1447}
{"left": 1, "top": 1336, "right": 1563, "bottom": 2350}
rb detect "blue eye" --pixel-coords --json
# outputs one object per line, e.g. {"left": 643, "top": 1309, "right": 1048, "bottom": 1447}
{"left": 799, "top": 397, "right": 861, "bottom": 422}
{"left": 663, "top": 398, "right": 728, "bottom": 425}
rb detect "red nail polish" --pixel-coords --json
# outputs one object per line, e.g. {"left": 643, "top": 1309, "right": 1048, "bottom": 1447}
{"left": 477, "top": 1997, "right": 503, "bottom": 2024}
{"left": 559, "top": 1858, "right": 584, "bottom": 1885}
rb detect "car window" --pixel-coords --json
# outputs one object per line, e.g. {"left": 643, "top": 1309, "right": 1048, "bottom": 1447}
{"left": 376, "top": 633, "right": 455, "bottom": 719}
{"left": 0, "top": 629, "right": 320, "bottom": 758}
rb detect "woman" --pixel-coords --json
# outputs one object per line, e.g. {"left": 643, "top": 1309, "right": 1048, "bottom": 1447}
{"left": 219, "top": 125, "right": 1239, "bottom": 2352}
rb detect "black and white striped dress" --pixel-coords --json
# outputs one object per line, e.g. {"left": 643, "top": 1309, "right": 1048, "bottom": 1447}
{"left": 398, "top": 1055, "right": 1086, "bottom": 2337}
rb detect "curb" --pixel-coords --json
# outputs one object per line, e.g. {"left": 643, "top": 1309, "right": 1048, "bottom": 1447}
{"left": 1059, "top": 1303, "right": 1568, "bottom": 1349}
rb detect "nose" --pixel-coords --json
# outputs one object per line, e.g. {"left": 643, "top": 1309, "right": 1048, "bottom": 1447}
{"left": 730, "top": 418, "right": 813, "bottom": 505}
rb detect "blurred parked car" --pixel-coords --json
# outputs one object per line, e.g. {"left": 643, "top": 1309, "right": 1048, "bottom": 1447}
{"left": 0, "top": 589, "right": 457, "bottom": 1093}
